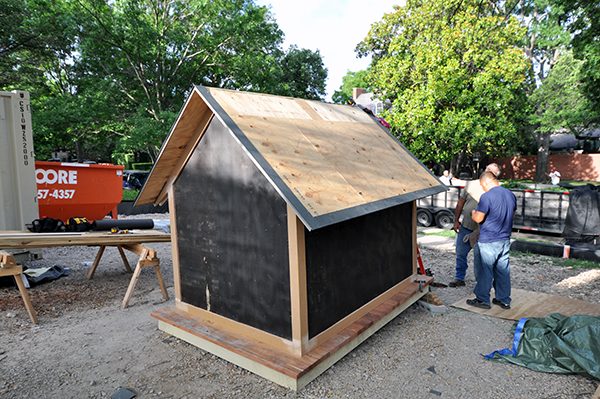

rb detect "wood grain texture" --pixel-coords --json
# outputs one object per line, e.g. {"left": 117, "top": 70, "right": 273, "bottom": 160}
{"left": 153, "top": 283, "right": 428, "bottom": 390}
{"left": 207, "top": 87, "right": 440, "bottom": 217}
{"left": 0, "top": 231, "right": 170, "bottom": 248}
{"left": 287, "top": 206, "right": 308, "bottom": 355}
{"left": 137, "top": 90, "right": 214, "bottom": 205}
{"left": 138, "top": 86, "right": 443, "bottom": 219}
{"left": 452, "top": 288, "right": 600, "bottom": 320}
{"left": 168, "top": 186, "right": 182, "bottom": 301}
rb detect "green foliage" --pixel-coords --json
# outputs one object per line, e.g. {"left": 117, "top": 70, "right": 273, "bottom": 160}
{"left": 556, "top": 0, "right": 600, "bottom": 120}
{"left": 501, "top": 180, "right": 529, "bottom": 189}
{"left": 332, "top": 69, "right": 370, "bottom": 104}
{"left": 1, "top": 0, "right": 328, "bottom": 162}
{"left": 130, "top": 162, "right": 153, "bottom": 171}
{"left": 357, "top": 0, "right": 530, "bottom": 168}
{"left": 529, "top": 51, "right": 593, "bottom": 134}
{"left": 122, "top": 189, "right": 140, "bottom": 201}
{"left": 273, "top": 46, "right": 327, "bottom": 100}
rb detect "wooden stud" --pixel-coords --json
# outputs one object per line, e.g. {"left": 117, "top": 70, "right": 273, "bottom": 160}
{"left": 86, "top": 245, "right": 105, "bottom": 279}
{"left": 117, "top": 246, "right": 132, "bottom": 273}
{"left": 412, "top": 201, "right": 417, "bottom": 275}
{"left": 287, "top": 205, "right": 308, "bottom": 355}
{"left": 168, "top": 186, "right": 182, "bottom": 301}
{"left": 14, "top": 272, "right": 38, "bottom": 324}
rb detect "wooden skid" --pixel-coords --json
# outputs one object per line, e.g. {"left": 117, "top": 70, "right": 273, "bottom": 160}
{"left": 153, "top": 286, "right": 428, "bottom": 390}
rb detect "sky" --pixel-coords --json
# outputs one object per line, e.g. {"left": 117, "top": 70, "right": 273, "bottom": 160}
{"left": 255, "top": 0, "right": 400, "bottom": 101}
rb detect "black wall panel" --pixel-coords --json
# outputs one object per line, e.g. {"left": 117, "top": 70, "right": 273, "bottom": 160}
{"left": 305, "top": 203, "right": 414, "bottom": 338}
{"left": 174, "top": 120, "right": 292, "bottom": 339}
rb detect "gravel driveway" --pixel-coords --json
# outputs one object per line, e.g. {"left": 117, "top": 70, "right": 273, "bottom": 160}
{"left": 1, "top": 215, "right": 598, "bottom": 398}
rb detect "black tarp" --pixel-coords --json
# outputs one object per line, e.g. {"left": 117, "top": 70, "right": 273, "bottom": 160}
{"left": 562, "top": 184, "right": 600, "bottom": 241}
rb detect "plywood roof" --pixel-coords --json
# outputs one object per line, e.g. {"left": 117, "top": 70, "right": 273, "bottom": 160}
{"left": 137, "top": 86, "right": 445, "bottom": 230}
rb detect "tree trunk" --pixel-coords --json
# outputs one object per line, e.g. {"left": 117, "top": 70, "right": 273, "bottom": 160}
{"left": 450, "top": 151, "right": 465, "bottom": 177}
{"left": 535, "top": 133, "right": 550, "bottom": 182}
{"left": 75, "top": 141, "right": 84, "bottom": 163}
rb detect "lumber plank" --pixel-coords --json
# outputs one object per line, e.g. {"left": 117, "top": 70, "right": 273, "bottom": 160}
{"left": 0, "top": 231, "right": 170, "bottom": 249}
{"left": 168, "top": 186, "right": 182, "bottom": 301}
{"left": 287, "top": 206, "right": 308, "bottom": 355}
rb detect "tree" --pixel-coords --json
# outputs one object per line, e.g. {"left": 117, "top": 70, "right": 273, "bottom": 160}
{"left": 0, "top": 0, "right": 75, "bottom": 88}
{"left": 556, "top": 0, "right": 600, "bottom": 121}
{"left": 332, "top": 69, "right": 370, "bottom": 104}
{"left": 72, "top": 0, "right": 287, "bottom": 160}
{"left": 356, "top": 0, "right": 530, "bottom": 173}
{"left": 274, "top": 46, "right": 327, "bottom": 100}
{"left": 511, "top": 0, "right": 572, "bottom": 181}
{"left": 529, "top": 51, "right": 593, "bottom": 137}
{"left": 2, "top": 0, "right": 328, "bottom": 162}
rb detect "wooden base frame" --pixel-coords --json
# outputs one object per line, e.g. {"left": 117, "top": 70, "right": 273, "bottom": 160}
{"left": 153, "top": 279, "right": 430, "bottom": 390}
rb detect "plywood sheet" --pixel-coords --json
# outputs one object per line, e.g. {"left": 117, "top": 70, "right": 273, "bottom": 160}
{"left": 138, "top": 86, "right": 445, "bottom": 229}
{"left": 207, "top": 87, "right": 441, "bottom": 217}
{"left": 452, "top": 288, "right": 600, "bottom": 320}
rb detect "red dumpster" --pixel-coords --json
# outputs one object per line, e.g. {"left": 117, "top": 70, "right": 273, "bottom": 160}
{"left": 35, "top": 161, "right": 124, "bottom": 222}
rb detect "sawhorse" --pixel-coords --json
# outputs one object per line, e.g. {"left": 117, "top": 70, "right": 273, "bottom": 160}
{"left": 86, "top": 244, "right": 169, "bottom": 309}
{"left": 0, "top": 251, "right": 37, "bottom": 324}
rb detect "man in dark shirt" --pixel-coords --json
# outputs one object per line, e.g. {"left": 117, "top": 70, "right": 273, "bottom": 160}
{"left": 466, "top": 172, "right": 516, "bottom": 309}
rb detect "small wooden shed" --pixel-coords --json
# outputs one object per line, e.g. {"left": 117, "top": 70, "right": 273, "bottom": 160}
{"left": 137, "top": 86, "right": 445, "bottom": 390}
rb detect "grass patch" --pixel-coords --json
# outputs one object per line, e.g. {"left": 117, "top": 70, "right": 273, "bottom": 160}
{"left": 422, "top": 229, "right": 456, "bottom": 238}
{"left": 558, "top": 258, "right": 600, "bottom": 269}
{"left": 122, "top": 189, "right": 139, "bottom": 201}
{"left": 515, "top": 236, "right": 553, "bottom": 244}
{"left": 512, "top": 250, "right": 599, "bottom": 269}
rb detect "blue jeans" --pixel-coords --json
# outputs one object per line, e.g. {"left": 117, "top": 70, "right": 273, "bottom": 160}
{"left": 455, "top": 226, "right": 473, "bottom": 281}
{"left": 473, "top": 240, "right": 511, "bottom": 305}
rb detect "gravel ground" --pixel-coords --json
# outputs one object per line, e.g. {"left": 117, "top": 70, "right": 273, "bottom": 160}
{"left": 1, "top": 215, "right": 599, "bottom": 398}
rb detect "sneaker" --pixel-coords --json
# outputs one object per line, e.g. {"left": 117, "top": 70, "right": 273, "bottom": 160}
{"left": 492, "top": 298, "right": 511, "bottom": 309}
{"left": 466, "top": 298, "right": 491, "bottom": 309}
{"left": 448, "top": 280, "right": 466, "bottom": 287}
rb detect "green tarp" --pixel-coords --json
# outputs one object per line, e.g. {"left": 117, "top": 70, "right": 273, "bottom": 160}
{"left": 485, "top": 313, "right": 600, "bottom": 380}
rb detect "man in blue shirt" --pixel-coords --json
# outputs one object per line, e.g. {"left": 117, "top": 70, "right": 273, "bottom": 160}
{"left": 466, "top": 172, "right": 516, "bottom": 309}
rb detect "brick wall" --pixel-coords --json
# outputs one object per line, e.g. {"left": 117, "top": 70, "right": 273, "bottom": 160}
{"left": 497, "top": 153, "right": 600, "bottom": 181}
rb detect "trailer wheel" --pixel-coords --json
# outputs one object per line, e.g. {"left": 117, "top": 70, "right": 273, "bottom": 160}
{"left": 435, "top": 210, "right": 454, "bottom": 229}
{"left": 417, "top": 209, "right": 433, "bottom": 227}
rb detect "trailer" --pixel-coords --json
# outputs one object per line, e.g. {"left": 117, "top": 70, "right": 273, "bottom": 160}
{"left": 416, "top": 186, "right": 463, "bottom": 229}
{"left": 417, "top": 184, "right": 570, "bottom": 235}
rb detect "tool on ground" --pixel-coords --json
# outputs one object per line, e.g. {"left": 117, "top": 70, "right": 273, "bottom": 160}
{"left": 416, "top": 245, "right": 448, "bottom": 288}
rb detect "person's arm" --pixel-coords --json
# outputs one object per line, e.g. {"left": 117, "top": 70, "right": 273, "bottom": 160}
{"left": 453, "top": 197, "right": 466, "bottom": 232}
{"left": 471, "top": 209, "right": 485, "bottom": 223}
{"left": 472, "top": 193, "right": 489, "bottom": 224}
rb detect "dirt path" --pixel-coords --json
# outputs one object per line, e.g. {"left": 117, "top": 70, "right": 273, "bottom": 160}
{"left": 1, "top": 218, "right": 598, "bottom": 398}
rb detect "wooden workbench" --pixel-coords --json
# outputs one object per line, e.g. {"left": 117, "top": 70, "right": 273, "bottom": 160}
{"left": 0, "top": 230, "right": 172, "bottom": 322}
